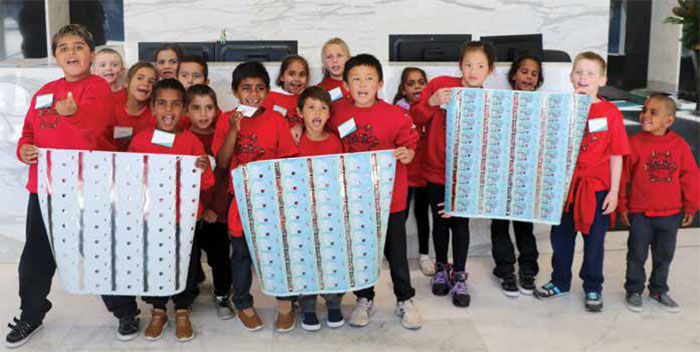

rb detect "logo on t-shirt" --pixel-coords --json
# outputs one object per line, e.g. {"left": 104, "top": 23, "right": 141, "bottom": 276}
{"left": 236, "top": 133, "right": 266, "bottom": 164}
{"left": 643, "top": 150, "right": 677, "bottom": 183}
{"left": 579, "top": 129, "right": 600, "bottom": 152}
{"left": 37, "top": 106, "right": 59, "bottom": 129}
{"left": 345, "top": 123, "right": 380, "bottom": 152}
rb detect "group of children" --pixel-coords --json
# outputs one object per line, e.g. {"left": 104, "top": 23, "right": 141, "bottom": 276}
{"left": 6, "top": 24, "right": 699, "bottom": 348}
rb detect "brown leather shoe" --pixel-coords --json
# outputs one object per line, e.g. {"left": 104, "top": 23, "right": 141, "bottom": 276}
{"left": 237, "top": 307, "right": 263, "bottom": 331}
{"left": 275, "top": 308, "right": 295, "bottom": 333}
{"left": 144, "top": 309, "right": 169, "bottom": 341}
{"left": 175, "top": 309, "right": 194, "bottom": 342}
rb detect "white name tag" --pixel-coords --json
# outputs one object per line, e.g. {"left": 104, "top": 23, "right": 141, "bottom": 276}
{"left": 329, "top": 87, "right": 343, "bottom": 102}
{"left": 273, "top": 105, "right": 288, "bottom": 116}
{"left": 113, "top": 126, "right": 133, "bottom": 140}
{"left": 236, "top": 104, "right": 258, "bottom": 118}
{"left": 151, "top": 129, "right": 176, "bottom": 148}
{"left": 588, "top": 117, "right": 608, "bottom": 133}
{"left": 271, "top": 86, "right": 293, "bottom": 96}
{"left": 35, "top": 94, "right": 53, "bottom": 109}
{"left": 338, "top": 118, "right": 357, "bottom": 138}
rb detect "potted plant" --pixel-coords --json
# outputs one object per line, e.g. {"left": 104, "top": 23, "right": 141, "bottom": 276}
{"left": 665, "top": 0, "right": 700, "bottom": 113}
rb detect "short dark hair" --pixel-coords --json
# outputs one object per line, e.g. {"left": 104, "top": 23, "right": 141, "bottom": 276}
{"left": 185, "top": 84, "right": 219, "bottom": 108}
{"left": 507, "top": 55, "right": 544, "bottom": 90}
{"left": 51, "top": 24, "right": 95, "bottom": 56}
{"left": 343, "top": 54, "right": 383, "bottom": 83}
{"left": 154, "top": 43, "right": 184, "bottom": 62}
{"left": 648, "top": 94, "right": 677, "bottom": 117}
{"left": 298, "top": 86, "right": 332, "bottom": 111}
{"left": 179, "top": 55, "right": 209, "bottom": 80}
{"left": 151, "top": 78, "right": 186, "bottom": 105}
{"left": 459, "top": 41, "right": 496, "bottom": 70}
{"left": 276, "top": 55, "right": 309, "bottom": 87}
{"left": 231, "top": 61, "right": 270, "bottom": 91}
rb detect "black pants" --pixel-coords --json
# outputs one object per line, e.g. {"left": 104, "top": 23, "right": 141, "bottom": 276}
{"left": 355, "top": 212, "right": 415, "bottom": 302}
{"left": 17, "top": 194, "right": 56, "bottom": 324}
{"left": 101, "top": 295, "right": 138, "bottom": 319}
{"left": 230, "top": 236, "right": 254, "bottom": 310}
{"left": 625, "top": 212, "right": 682, "bottom": 295}
{"left": 142, "top": 241, "right": 200, "bottom": 310}
{"left": 194, "top": 220, "right": 232, "bottom": 296}
{"left": 406, "top": 186, "right": 431, "bottom": 255}
{"left": 490, "top": 219, "right": 539, "bottom": 278}
{"left": 426, "top": 182, "right": 470, "bottom": 272}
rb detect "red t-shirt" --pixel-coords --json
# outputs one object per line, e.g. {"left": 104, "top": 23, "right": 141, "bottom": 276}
{"left": 192, "top": 129, "right": 230, "bottom": 222}
{"left": 397, "top": 98, "right": 427, "bottom": 187}
{"left": 318, "top": 77, "right": 352, "bottom": 103}
{"left": 112, "top": 88, "right": 127, "bottom": 105}
{"left": 329, "top": 100, "right": 419, "bottom": 213}
{"left": 618, "top": 130, "right": 699, "bottom": 216}
{"left": 265, "top": 88, "right": 302, "bottom": 128}
{"left": 113, "top": 103, "right": 155, "bottom": 151}
{"left": 128, "top": 128, "right": 215, "bottom": 219}
{"left": 17, "top": 74, "right": 117, "bottom": 193}
{"left": 410, "top": 76, "right": 462, "bottom": 185}
{"left": 212, "top": 107, "right": 299, "bottom": 236}
{"left": 297, "top": 132, "right": 343, "bottom": 157}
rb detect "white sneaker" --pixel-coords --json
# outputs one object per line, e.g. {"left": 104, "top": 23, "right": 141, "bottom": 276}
{"left": 419, "top": 255, "right": 436, "bottom": 276}
{"left": 395, "top": 299, "right": 422, "bottom": 330}
{"left": 349, "top": 298, "right": 373, "bottom": 327}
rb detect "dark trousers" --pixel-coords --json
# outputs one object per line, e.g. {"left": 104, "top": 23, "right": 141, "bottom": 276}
{"left": 194, "top": 220, "right": 232, "bottom": 296}
{"left": 490, "top": 219, "right": 539, "bottom": 278}
{"left": 406, "top": 186, "right": 431, "bottom": 255}
{"left": 299, "top": 294, "right": 344, "bottom": 313}
{"left": 18, "top": 194, "right": 56, "bottom": 324}
{"left": 625, "top": 212, "right": 682, "bottom": 295}
{"left": 426, "top": 182, "right": 470, "bottom": 272}
{"left": 355, "top": 212, "right": 416, "bottom": 302}
{"left": 142, "top": 241, "right": 200, "bottom": 310}
{"left": 101, "top": 295, "right": 138, "bottom": 319}
{"left": 230, "top": 236, "right": 254, "bottom": 310}
{"left": 550, "top": 191, "right": 608, "bottom": 293}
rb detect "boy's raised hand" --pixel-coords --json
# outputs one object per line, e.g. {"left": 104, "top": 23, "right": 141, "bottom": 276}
{"left": 428, "top": 87, "right": 451, "bottom": 107}
{"left": 19, "top": 144, "right": 39, "bottom": 164}
{"left": 55, "top": 92, "right": 78, "bottom": 116}
{"left": 196, "top": 154, "right": 210, "bottom": 171}
{"left": 289, "top": 124, "right": 303, "bottom": 145}
{"left": 620, "top": 211, "right": 630, "bottom": 227}
{"left": 601, "top": 191, "right": 618, "bottom": 215}
{"left": 682, "top": 213, "right": 694, "bottom": 227}
{"left": 229, "top": 111, "right": 242, "bottom": 133}
{"left": 394, "top": 146, "right": 415, "bottom": 164}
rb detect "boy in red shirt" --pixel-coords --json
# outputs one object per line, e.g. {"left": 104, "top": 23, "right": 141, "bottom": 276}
{"left": 212, "top": 61, "right": 298, "bottom": 332}
{"left": 9, "top": 24, "right": 117, "bottom": 348}
{"left": 618, "top": 95, "right": 699, "bottom": 313}
{"left": 534, "top": 52, "right": 631, "bottom": 313}
{"left": 329, "top": 54, "right": 421, "bottom": 330}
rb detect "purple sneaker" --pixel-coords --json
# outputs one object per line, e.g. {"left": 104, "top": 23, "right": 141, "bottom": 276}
{"left": 450, "top": 272, "right": 471, "bottom": 307}
{"left": 431, "top": 263, "right": 452, "bottom": 296}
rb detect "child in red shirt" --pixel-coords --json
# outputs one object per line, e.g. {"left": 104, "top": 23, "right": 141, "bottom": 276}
{"left": 534, "top": 52, "right": 631, "bottom": 313}
{"left": 92, "top": 47, "right": 125, "bottom": 94}
{"left": 9, "top": 24, "right": 117, "bottom": 348}
{"left": 619, "top": 95, "right": 699, "bottom": 313}
{"left": 176, "top": 56, "right": 221, "bottom": 132}
{"left": 411, "top": 41, "right": 496, "bottom": 308}
{"left": 211, "top": 61, "right": 298, "bottom": 332}
{"left": 113, "top": 61, "right": 157, "bottom": 151}
{"left": 293, "top": 87, "right": 345, "bottom": 331}
{"left": 266, "top": 55, "right": 309, "bottom": 137}
{"left": 392, "top": 67, "right": 435, "bottom": 277}
{"left": 318, "top": 37, "right": 352, "bottom": 103}
{"left": 154, "top": 43, "right": 183, "bottom": 80}
{"left": 185, "top": 84, "right": 234, "bottom": 320}
{"left": 329, "top": 54, "right": 421, "bottom": 330}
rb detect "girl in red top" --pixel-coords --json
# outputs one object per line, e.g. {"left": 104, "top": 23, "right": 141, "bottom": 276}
{"left": 266, "top": 55, "right": 310, "bottom": 141}
{"left": 113, "top": 61, "right": 157, "bottom": 151}
{"left": 392, "top": 67, "right": 435, "bottom": 277}
{"left": 317, "top": 37, "right": 352, "bottom": 103}
{"left": 411, "top": 41, "right": 496, "bottom": 308}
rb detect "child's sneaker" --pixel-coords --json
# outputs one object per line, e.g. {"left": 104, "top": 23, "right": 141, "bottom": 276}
{"left": 5, "top": 317, "right": 43, "bottom": 348}
{"left": 534, "top": 281, "right": 569, "bottom": 300}
{"left": 518, "top": 274, "right": 536, "bottom": 295}
{"left": 625, "top": 292, "right": 643, "bottom": 313}
{"left": 450, "top": 272, "right": 471, "bottom": 307}
{"left": 349, "top": 298, "right": 373, "bottom": 327}
{"left": 214, "top": 295, "right": 235, "bottom": 320}
{"left": 326, "top": 308, "right": 345, "bottom": 328}
{"left": 275, "top": 307, "right": 296, "bottom": 333}
{"left": 395, "top": 299, "right": 422, "bottom": 330}
{"left": 237, "top": 307, "right": 264, "bottom": 331}
{"left": 301, "top": 312, "right": 321, "bottom": 331}
{"left": 175, "top": 309, "right": 194, "bottom": 342}
{"left": 584, "top": 292, "right": 603, "bottom": 312}
{"left": 431, "top": 263, "right": 452, "bottom": 296}
{"left": 650, "top": 292, "right": 680, "bottom": 313}
{"left": 419, "top": 255, "right": 436, "bottom": 276}
{"left": 500, "top": 274, "right": 519, "bottom": 297}
{"left": 117, "top": 315, "right": 140, "bottom": 341}
{"left": 144, "top": 309, "right": 169, "bottom": 341}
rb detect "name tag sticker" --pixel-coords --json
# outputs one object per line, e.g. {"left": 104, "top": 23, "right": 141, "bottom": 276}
{"left": 236, "top": 104, "right": 258, "bottom": 118}
{"left": 338, "top": 118, "right": 357, "bottom": 139}
{"left": 35, "top": 94, "right": 53, "bottom": 109}
{"left": 588, "top": 117, "right": 608, "bottom": 133}
{"left": 329, "top": 87, "right": 343, "bottom": 102}
{"left": 113, "top": 126, "right": 133, "bottom": 140}
{"left": 273, "top": 105, "right": 288, "bottom": 116}
{"left": 151, "top": 129, "right": 176, "bottom": 148}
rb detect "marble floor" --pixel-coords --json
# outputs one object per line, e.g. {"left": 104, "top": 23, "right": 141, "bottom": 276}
{"left": 1, "top": 229, "right": 698, "bottom": 352}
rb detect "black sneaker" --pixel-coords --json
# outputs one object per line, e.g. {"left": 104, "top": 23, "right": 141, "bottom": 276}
{"left": 431, "top": 263, "right": 452, "bottom": 296}
{"left": 301, "top": 312, "right": 321, "bottom": 331}
{"left": 518, "top": 275, "right": 536, "bottom": 295}
{"left": 584, "top": 292, "right": 604, "bottom": 313}
{"left": 326, "top": 308, "right": 344, "bottom": 328}
{"left": 6, "top": 317, "right": 43, "bottom": 348}
{"left": 117, "top": 315, "right": 140, "bottom": 341}
{"left": 650, "top": 292, "right": 680, "bottom": 313}
{"left": 450, "top": 272, "right": 471, "bottom": 307}
{"left": 500, "top": 275, "right": 520, "bottom": 297}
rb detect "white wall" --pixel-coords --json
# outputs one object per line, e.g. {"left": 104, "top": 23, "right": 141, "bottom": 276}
{"left": 647, "top": 0, "right": 683, "bottom": 93}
